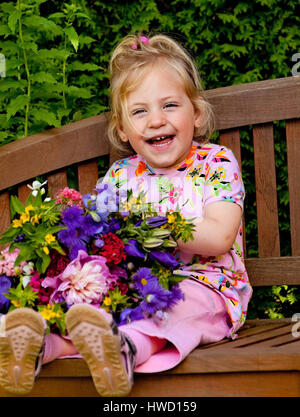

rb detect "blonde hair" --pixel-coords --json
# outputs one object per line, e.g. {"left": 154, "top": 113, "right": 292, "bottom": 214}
{"left": 108, "top": 33, "right": 214, "bottom": 157}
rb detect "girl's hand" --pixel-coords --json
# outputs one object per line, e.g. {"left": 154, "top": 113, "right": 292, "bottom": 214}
{"left": 177, "top": 201, "right": 242, "bottom": 256}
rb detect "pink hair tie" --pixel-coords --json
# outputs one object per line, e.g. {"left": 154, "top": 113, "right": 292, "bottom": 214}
{"left": 131, "top": 36, "right": 149, "bottom": 50}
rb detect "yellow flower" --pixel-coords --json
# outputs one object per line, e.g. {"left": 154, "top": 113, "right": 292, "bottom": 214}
{"left": 167, "top": 214, "right": 176, "bottom": 224}
{"left": 43, "top": 246, "right": 50, "bottom": 255}
{"left": 20, "top": 212, "right": 30, "bottom": 223}
{"left": 39, "top": 304, "right": 62, "bottom": 321}
{"left": 25, "top": 204, "right": 34, "bottom": 214}
{"left": 45, "top": 234, "right": 56, "bottom": 244}
{"left": 30, "top": 214, "right": 39, "bottom": 225}
{"left": 12, "top": 218, "right": 23, "bottom": 228}
{"left": 103, "top": 296, "right": 112, "bottom": 306}
{"left": 11, "top": 300, "right": 21, "bottom": 308}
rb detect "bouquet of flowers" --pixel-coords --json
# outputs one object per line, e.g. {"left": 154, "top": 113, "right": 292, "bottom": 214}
{"left": 0, "top": 180, "right": 195, "bottom": 335}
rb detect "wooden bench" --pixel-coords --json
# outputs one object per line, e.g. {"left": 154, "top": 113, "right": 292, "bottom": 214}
{"left": 0, "top": 76, "right": 300, "bottom": 397}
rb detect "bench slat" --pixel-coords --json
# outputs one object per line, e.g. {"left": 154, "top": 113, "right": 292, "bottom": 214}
{"left": 78, "top": 160, "right": 99, "bottom": 195}
{"left": 245, "top": 256, "right": 300, "bottom": 286}
{"left": 47, "top": 170, "right": 68, "bottom": 198}
{"left": 253, "top": 123, "right": 280, "bottom": 257}
{"left": 18, "top": 184, "right": 32, "bottom": 204}
{"left": 286, "top": 119, "right": 300, "bottom": 256}
{"left": 0, "top": 191, "right": 11, "bottom": 244}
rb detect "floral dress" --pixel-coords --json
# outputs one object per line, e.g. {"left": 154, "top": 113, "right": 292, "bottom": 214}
{"left": 102, "top": 141, "right": 252, "bottom": 339}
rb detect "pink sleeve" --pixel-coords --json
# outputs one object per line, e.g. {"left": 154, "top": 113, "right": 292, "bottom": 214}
{"left": 203, "top": 146, "right": 245, "bottom": 209}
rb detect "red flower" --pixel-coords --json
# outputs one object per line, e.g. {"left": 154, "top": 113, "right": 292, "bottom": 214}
{"left": 98, "top": 233, "right": 126, "bottom": 266}
{"left": 29, "top": 272, "right": 52, "bottom": 305}
{"left": 46, "top": 251, "right": 70, "bottom": 277}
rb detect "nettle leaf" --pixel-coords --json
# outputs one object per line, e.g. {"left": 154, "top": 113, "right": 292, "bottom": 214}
{"left": 8, "top": 9, "right": 21, "bottom": 33}
{"left": 31, "top": 71, "right": 57, "bottom": 84}
{"left": 64, "top": 26, "right": 79, "bottom": 52}
{"left": 38, "top": 48, "right": 70, "bottom": 61}
{"left": 70, "top": 61, "right": 101, "bottom": 72}
{"left": 6, "top": 95, "right": 29, "bottom": 120}
{"left": 31, "top": 108, "right": 61, "bottom": 127}
{"left": 67, "top": 85, "right": 93, "bottom": 98}
{"left": 22, "top": 15, "right": 63, "bottom": 37}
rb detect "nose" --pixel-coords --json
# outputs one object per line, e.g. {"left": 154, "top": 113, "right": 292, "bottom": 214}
{"left": 147, "top": 109, "right": 166, "bottom": 129}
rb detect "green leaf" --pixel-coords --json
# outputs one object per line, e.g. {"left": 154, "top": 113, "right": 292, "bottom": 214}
{"left": 31, "top": 108, "right": 61, "bottom": 127}
{"left": 6, "top": 95, "right": 29, "bottom": 120}
{"left": 7, "top": 9, "right": 20, "bottom": 33}
{"left": 31, "top": 72, "right": 57, "bottom": 84}
{"left": 64, "top": 26, "right": 79, "bottom": 52}
{"left": 10, "top": 195, "right": 25, "bottom": 216}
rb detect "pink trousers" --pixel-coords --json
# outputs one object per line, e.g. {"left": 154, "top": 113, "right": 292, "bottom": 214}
{"left": 43, "top": 279, "right": 231, "bottom": 374}
{"left": 120, "top": 279, "right": 231, "bottom": 373}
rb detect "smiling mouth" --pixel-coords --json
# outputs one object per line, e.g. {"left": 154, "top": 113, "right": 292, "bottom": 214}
{"left": 147, "top": 135, "right": 174, "bottom": 146}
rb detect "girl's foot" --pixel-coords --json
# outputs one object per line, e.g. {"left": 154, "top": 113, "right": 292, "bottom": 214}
{"left": 0, "top": 308, "right": 45, "bottom": 395}
{"left": 65, "top": 304, "right": 136, "bottom": 397}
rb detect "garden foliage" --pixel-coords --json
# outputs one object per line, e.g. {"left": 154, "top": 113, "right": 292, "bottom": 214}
{"left": 0, "top": 0, "right": 300, "bottom": 318}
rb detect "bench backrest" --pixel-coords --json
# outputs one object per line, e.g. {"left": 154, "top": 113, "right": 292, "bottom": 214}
{"left": 1, "top": 76, "right": 300, "bottom": 286}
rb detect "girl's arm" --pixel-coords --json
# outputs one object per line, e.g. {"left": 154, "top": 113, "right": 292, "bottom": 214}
{"left": 177, "top": 201, "right": 242, "bottom": 257}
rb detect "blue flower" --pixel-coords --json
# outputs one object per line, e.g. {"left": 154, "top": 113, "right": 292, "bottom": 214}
{"left": 145, "top": 216, "right": 168, "bottom": 227}
{"left": 0, "top": 275, "right": 12, "bottom": 313}
{"left": 124, "top": 239, "right": 145, "bottom": 259}
{"left": 149, "top": 250, "right": 179, "bottom": 269}
{"left": 132, "top": 267, "right": 157, "bottom": 291}
{"left": 119, "top": 306, "right": 144, "bottom": 325}
{"left": 139, "top": 279, "right": 170, "bottom": 315}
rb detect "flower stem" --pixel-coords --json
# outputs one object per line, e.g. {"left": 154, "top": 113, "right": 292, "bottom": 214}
{"left": 17, "top": 0, "right": 31, "bottom": 137}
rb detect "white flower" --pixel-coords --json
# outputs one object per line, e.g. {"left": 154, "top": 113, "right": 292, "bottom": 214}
{"left": 27, "top": 180, "right": 47, "bottom": 197}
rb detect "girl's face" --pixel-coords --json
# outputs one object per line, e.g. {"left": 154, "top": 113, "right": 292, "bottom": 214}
{"left": 118, "top": 64, "right": 201, "bottom": 169}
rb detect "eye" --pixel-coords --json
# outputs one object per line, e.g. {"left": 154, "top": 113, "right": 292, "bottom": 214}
{"left": 132, "top": 108, "right": 146, "bottom": 116}
{"left": 164, "top": 102, "right": 178, "bottom": 109}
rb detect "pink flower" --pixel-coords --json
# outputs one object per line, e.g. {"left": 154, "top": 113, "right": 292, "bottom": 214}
{"left": 0, "top": 247, "right": 26, "bottom": 276}
{"left": 50, "top": 250, "right": 111, "bottom": 306}
{"left": 55, "top": 187, "right": 83, "bottom": 208}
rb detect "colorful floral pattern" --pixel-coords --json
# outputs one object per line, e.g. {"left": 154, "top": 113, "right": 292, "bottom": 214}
{"left": 102, "top": 141, "right": 252, "bottom": 338}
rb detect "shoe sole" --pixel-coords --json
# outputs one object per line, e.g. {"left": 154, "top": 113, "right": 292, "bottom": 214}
{"left": 65, "top": 304, "right": 131, "bottom": 397}
{"left": 0, "top": 308, "right": 44, "bottom": 395}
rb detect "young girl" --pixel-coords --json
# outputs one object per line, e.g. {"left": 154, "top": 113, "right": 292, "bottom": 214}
{"left": 0, "top": 33, "right": 252, "bottom": 397}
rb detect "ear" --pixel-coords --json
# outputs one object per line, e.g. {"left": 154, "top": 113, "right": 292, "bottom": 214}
{"left": 117, "top": 126, "right": 129, "bottom": 142}
{"left": 194, "top": 108, "right": 202, "bottom": 129}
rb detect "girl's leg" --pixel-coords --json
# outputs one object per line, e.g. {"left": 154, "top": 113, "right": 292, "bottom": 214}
{"left": 42, "top": 333, "right": 78, "bottom": 365}
{"left": 120, "top": 328, "right": 166, "bottom": 366}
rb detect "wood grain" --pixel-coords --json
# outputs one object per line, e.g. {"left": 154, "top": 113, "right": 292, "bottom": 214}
{"left": 77, "top": 160, "right": 99, "bottom": 194}
{"left": 253, "top": 123, "right": 280, "bottom": 257}
{"left": 286, "top": 119, "right": 300, "bottom": 256}
{"left": 205, "top": 76, "right": 300, "bottom": 130}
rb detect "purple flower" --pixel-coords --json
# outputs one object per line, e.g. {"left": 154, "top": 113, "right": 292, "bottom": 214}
{"left": 124, "top": 239, "right": 145, "bottom": 259}
{"left": 145, "top": 216, "right": 168, "bottom": 227}
{"left": 58, "top": 207, "right": 104, "bottom": 260}
{"left": 149, "top": 250, "right": 179, "bottom": 269}
{"left": 132, "top": 267, "right": 157, "bottom": 292}
{"left": 139, "top": 279, "right": 170, "bottom": 315}
{"left": 119, "top": 306, "right": 144, "bottom": 325}
{"left": 166, "top": 284, "right": 185, "bottom": 309}
{"left": 0, "top": 275, "right": 12, "bottom": 313}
